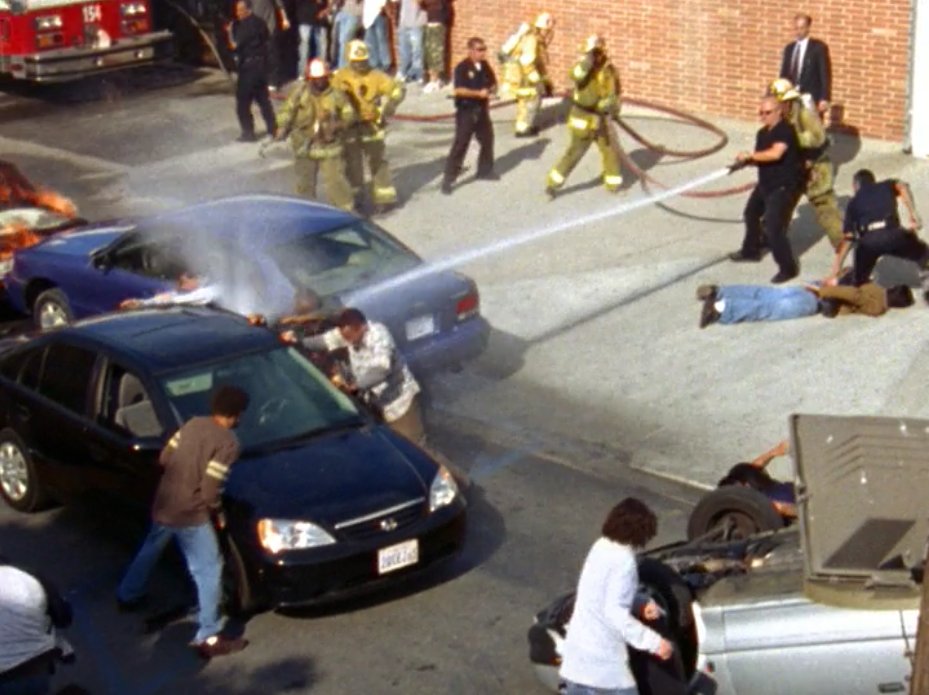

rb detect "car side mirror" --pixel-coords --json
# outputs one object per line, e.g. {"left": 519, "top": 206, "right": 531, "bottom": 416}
{"left": 92, "top": 251, "right": 112, "bottom": 272}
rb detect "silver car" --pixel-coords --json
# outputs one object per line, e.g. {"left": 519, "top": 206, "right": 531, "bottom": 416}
{"left": 529, "top": 414, "right": 922, "bottom": 695}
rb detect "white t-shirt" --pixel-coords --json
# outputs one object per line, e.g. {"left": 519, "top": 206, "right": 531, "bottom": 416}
{"left": 559, "top": 538, "right": 663, "bottom": 689}
{"left": 0, "top": 566, "right": 57, "bottom": 673}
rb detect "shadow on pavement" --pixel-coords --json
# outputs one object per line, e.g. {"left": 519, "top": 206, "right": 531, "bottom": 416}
{"left": 791, "top": 193, "right": 851, "bottom": 260}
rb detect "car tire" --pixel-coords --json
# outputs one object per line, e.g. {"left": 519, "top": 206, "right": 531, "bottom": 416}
{"left": 222, "top": 537, "right": 265, "bottom": 618}
{"left": 0, "top": 428, "right": 52, "bottom": 513}
{"left": 686, "top": 485, "right": 784, "bottom": 541}
{"left": 33, "top": 288, "right": 73, "bottom": 331}
{"left": 630, "top": 558, "right": 696, "bottom": 695}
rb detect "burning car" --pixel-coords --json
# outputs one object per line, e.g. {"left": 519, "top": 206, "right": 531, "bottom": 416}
{"left": 529, "top": 414, "right": 922, "bottom": 694}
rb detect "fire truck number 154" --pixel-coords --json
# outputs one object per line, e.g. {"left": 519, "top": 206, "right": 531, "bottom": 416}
{"left": 82, "top": 4, "right": 103, "bottom": 22}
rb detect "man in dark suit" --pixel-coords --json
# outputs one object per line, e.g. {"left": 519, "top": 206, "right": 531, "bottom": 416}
{"left": 780, "top": 13, "right": 831, "bottom": 117}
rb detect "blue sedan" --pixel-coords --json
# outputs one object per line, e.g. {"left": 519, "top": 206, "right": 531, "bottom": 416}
{"left": 5, "top": 195, "right": 489, "bottom": 373}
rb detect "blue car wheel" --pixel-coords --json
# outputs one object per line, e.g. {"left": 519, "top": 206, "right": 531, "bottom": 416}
{"left": 33, "top": 288, "right": 73, "bottom": 331}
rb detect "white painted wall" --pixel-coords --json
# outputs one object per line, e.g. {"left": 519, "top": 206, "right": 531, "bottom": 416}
{"left": 912, "top": 0, "right": 929, "bottom": 157}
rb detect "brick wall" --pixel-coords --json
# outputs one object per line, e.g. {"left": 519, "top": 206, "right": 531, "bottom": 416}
{"left": 449, "top": 0, "right": 913, "bottom": 141}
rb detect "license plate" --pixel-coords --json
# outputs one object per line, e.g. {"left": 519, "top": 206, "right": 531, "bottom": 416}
{"left": 405, "top": 314, "right": 436, "bottom": 341}
{"left": 377, "top": 539, "right": 419, "bottom": 575}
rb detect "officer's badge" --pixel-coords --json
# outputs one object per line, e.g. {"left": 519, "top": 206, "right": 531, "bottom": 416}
{"left": 468, "top": 71, "right": 475, "bottom": 79}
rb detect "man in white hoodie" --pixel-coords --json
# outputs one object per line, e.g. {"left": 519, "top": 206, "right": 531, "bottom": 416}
{"left": 560, "top": 498, "right": 673, "bottom": 695}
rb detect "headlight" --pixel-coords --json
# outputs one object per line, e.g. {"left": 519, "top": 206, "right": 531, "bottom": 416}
{"left": 34, "top": 14, "right": 63, "bottom": 30}
{"left": 120, "top": 1, "right": 147, "bottom": 15}
{"left": 429, "top": 465, "right": 459, "bottom": 512}
{"left": 257, "top": 518, "right": 335, "bottom": 553}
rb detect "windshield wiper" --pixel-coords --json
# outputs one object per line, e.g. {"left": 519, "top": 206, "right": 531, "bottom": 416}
{"left": 269, "top": 417, "right": 366, "bottom": 449}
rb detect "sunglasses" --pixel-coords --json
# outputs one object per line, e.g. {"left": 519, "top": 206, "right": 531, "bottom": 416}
{"left": 758, "top": 109, "right": 776, "bottom": 115}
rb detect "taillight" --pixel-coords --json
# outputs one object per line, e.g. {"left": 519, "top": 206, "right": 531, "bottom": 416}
{"left": 121, "top": 17, "right": 149, "bottom": 34}
{"left": 455, "top": 291, "right": 479, "bottom": 321}
{"left": 34, "top": 14, "right": 63, "bottom": 31}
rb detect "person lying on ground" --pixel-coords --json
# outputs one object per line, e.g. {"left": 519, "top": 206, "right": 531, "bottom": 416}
{"left": 118, "top": 273, "right": 219, "bottom": 311}
{"left": 717, "top": 440, "right": 796, "bottom": 519}
{"left": 696, "top": 277, "right": 914, "bottom": 328}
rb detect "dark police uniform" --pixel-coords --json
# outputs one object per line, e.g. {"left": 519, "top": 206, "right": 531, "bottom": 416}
{"left": 737, "top": 119, "right": 803, "bottom": 278}
{"left": 846, "top": 179, "right": 929, "bottom": 285}
{"left": 442, "top": 57, "right": 497, "bottom": 189}
{"left": 233, "top": 13, "right": 277, "bottom": 140}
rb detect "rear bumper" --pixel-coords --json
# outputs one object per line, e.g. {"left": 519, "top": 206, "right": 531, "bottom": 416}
{"left": 255, "top": 503, "right": 467, "bottom": 607}
{"left": 404, "top": 316, "right": 490, "bottom": 374}
{"left": 8, "top": 31, "right": 173, "bottom": 82}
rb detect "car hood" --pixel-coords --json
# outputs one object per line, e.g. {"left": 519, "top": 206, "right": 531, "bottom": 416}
{"left": 790, "top": 413, "right": 929, "bottom": 584}
{"left": 25, "top": 224, "right": 126, "bottom": 259}
{"left": 225, "top": 425, "right": 436, "bottom": 526}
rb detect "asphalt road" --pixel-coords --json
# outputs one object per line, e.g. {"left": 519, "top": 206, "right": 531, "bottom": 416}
{"left": 0, "top": 415, "right": 697, "bottom": 695}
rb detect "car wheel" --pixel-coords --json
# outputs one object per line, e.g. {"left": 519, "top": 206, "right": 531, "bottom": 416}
{"left": 686, "top": 485, "right": 784, "bottom": 541}
{"left": 33, "top": 288, "right": 73, "bottom": 331}
{"left": 0, "top": 428, "right": 52, "bottom": 512}
{"left": 222, "top": 537, "right": 265, "bottom": 618}
{"left": 630, "top": 558, "right": 697, "bottom": 695}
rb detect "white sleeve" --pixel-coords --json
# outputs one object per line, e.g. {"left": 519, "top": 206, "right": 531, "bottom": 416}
{"left": 603, "top": 560, "right": 663, "bottom": 654}
{"left": 137, "top": 285, "right": 218, "bottom": 307}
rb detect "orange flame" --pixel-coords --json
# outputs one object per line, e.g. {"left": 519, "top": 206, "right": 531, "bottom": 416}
{"left": 0, "top": 222, "right": 44, "bottom": 261}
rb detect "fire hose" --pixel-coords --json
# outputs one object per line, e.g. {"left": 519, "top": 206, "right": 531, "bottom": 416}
{"left": 391, "top": 92, "right": 753, "bottom": 199}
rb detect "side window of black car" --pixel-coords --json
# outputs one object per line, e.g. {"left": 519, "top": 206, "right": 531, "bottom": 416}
{"left": 37, "top": 344, "right": 97, "bottom": 415}
{"left": 96, "top": 363, "right": 164, "bottom": 439}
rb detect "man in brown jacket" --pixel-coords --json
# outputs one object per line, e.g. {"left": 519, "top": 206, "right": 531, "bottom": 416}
{"left": 696, "top": 280, "right": 914, "bottom": 327}
{"left": 116, "top": 386, "right": 249, "bottom": 658}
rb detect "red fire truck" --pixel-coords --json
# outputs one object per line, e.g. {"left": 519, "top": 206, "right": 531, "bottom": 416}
{"left": 0, "top": 0, "right": 172, "bottom": 81}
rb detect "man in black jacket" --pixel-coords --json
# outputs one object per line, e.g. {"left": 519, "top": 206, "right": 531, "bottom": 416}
{"left": 227, "top": 0, "right": 278, "bottom": 142}
{"left": 779, "top": 13, "right": 831, "bottom": 117}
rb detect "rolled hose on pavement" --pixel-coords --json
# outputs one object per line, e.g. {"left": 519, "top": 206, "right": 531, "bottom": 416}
{"left": 392, "top": 92, "right": 753, "bottom": 199}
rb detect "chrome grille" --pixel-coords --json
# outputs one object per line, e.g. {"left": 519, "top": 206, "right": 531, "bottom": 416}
{"left": 334, "top": 498, "right": 426, "bottom": 541}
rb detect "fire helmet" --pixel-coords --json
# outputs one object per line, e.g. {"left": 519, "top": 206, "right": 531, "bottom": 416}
{"left": 306, "top": 58, "right": 330, "bottom": 80}
{"left": 534, "top": 12, "right": 554, "bottom": 30}
{"left": 583, "top": 34, "right": 605, "bottom": 53}
{"left": 346, "top": 39, "right": 369, "bottom": 63}
{"left": 769, "top": 77, "right": 801, "bottom": 102}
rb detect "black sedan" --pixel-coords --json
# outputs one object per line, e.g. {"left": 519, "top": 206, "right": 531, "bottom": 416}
{"left": 0, "top": 307, "right": 466, "bottom": 611}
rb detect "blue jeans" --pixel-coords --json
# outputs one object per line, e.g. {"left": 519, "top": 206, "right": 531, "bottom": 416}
{"left": 297, "top": 23, "right": 329, "bottom": 75}
{"left": 332, "top": 11, "right": 360, "bottom": 67}
{"left": 397, "top": 26, "right": 423, "bottom": 80}
{"left": 562, "top": 681, "right": 637, "bottom": 695}
{"left": 364, "top": 13, "right": 391, "bottom": 70}
{"left": 717, "top": 285, "right": 820, "bottom": 324}
{"left": 117, "top": 522, "right": 224, "bottom": 644}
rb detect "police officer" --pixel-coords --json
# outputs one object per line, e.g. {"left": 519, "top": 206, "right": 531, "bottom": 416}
{"left": 768, "top": 78, "right": 843, "bottom": 251}
{"left": 545, "top": 35, "right": 623, "bottom": 197}
{"left": 227, "top": 0, "right": 277, "bottom": 143}
{"left": 501, "top": 13, "right": 554, "bottom": 137}
{"left": 441, "top": 36, "right": 498, "bottom": 194}
{"left": 332, "top": 40, "right": 406, "bottom": 214}
{"left": 842, "top": 169, "right": 926, "bottom": 288}
{"left": 276, "top": 59, "right": 356, "bottom": 211}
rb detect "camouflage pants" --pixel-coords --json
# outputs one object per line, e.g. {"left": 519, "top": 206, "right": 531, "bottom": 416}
{"left": 547, "top": 127, "right": 622, "bottom": 192}
{"left": 344, "top": 137, "right": 398, "bottom": 205}
{"left": 423, "top": 23, "right": 446, "bottom": 76}
{"left": 294, "top": 155, "right": 355, "bottom": 211}
{"left": 804, "top": 159, "right": 843, "bottom": 250}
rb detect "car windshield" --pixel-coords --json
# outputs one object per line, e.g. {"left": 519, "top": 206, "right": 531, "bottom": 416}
{"left": 267, "top": 220, "right": 420, "bottom": 297}
{"left": 160, "top": 347, "right": 363, "bottom": 449}
{"left": 0, "top": 207, "right": 72, "bottom": 233}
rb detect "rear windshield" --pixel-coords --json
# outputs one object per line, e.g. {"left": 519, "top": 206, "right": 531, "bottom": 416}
{"left": 267, "top": 220, "right": 419, "bottom": 297}
{"left": 161, "top": 347, "right": 361, "bottom": 449}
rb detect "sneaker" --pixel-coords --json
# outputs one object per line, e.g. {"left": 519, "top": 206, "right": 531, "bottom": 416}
{"left": 441, "top": 180, "right": 453, "bottom": 195}
{"left": 545, "top": 185, "right": 558, "bottom": 200}
{"left": 771, "top": 269, "right": 798, "bottom": 284}
{"left": 423, "top": 81, "right": 438, "bottom": 94}
{"left": 194, "top": 635, "right": 249, "bottom": 659}
{"left": 695, "top": 284, "right": 717, "bottom": 301}
{"left": 236, "top": 133, "right": 258, "bottom": 143}
{"left": 699, "top": 296, "right": 720, "bottom": 329}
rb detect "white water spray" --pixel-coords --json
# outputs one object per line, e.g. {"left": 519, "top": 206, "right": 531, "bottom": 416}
{"left": 347, "top": 167, "right": 732, "bottom": 304}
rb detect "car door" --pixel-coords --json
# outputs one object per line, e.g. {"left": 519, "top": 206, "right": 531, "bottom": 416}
{"left": 84, "top": 357, "right": 168, "bottom": 518}
{"left": 23, "top": 341, "right": 99, "bottom": 502}
{"left": 719, "top": 596, "right": 912, "bottom": 694}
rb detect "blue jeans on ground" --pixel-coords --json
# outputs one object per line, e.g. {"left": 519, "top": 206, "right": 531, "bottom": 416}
{"left": 397, "top": 26, "right": 423, "bottom": 81}
{"left": 717, "top": 285, "right": 820, "bottom": 324}
{"left": 298, "top": 23, "right": 329, "bottom": 74}
{"left": 364, "top": 13, "right": 391, "bottom": 70}
{"left": 332, "top": 11, "right": 360, "bottom": 67}
{"left": 117, "top": 522, "right": 224, "bottom": 644}
{"left": 561, "top": 680, "right": 637, "bottom": 695}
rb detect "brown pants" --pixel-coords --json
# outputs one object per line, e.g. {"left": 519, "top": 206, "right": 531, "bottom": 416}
{"left": 388, "top": 395, "right": 426, "bottom": 444}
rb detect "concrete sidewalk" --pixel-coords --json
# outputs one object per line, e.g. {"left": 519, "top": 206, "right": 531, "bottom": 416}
{"left": 4, "top": 68, "right": 928, "bottom": 487}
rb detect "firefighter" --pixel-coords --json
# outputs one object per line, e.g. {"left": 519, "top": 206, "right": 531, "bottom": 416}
{"left": 768, "top": 77, "right": 843, "bottom": 251}
{"left": 545, "top": 35, "right": 623, "bottom": 198}
{"left": 501, "top": 12, "right": 554, "bottom": 137}
{"left": 332, "top": 39, "right": 406, "bottom": 214}
{"left": 276, "top": 58, "right": 356, "bottom": 212}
